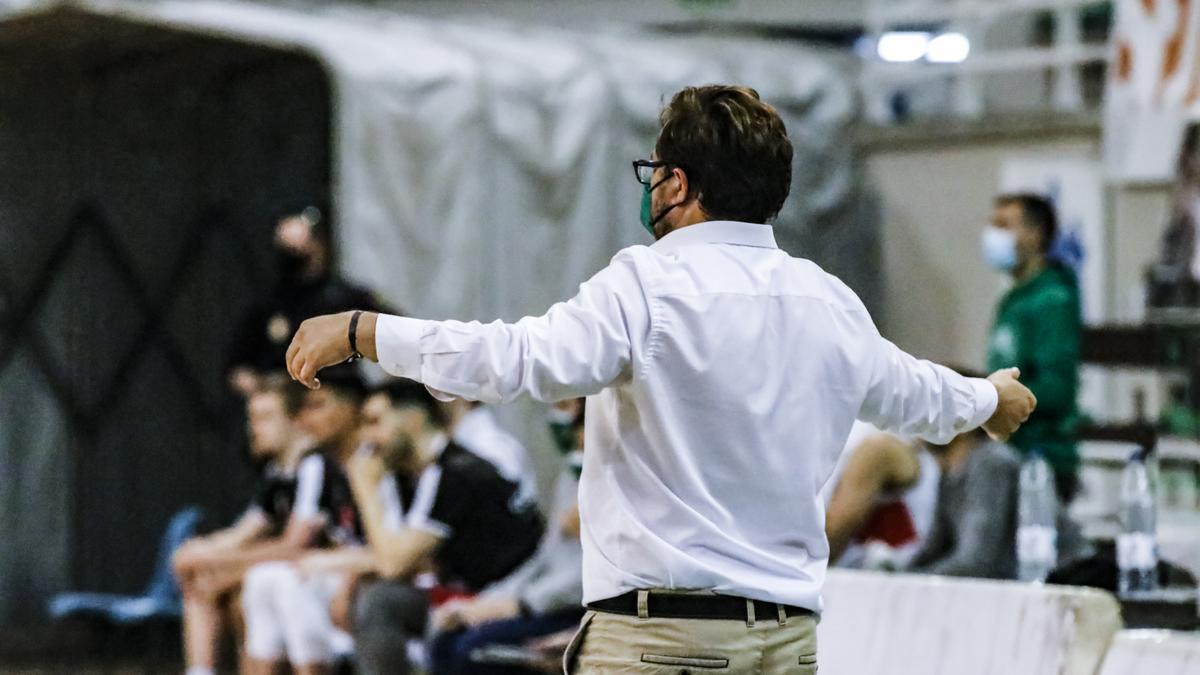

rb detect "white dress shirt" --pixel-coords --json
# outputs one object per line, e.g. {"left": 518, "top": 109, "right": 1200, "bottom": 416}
{"left": 375, "top": 220, "right": 997, "bottom": 612}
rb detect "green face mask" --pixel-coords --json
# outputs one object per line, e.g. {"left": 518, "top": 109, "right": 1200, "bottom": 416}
{"left": 546, "top": 408, "right": 577, "bottom": 456}
{"left": 548, "top": 422, "right": 575, "bottom": 456}
{"left": 640, "top": 174, "right": 678, "bottom": 237}
{"left": 639, "top": 183, "right": 655, "bottom": 235}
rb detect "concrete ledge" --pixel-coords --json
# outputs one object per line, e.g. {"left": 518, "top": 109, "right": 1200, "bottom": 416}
{"left": 1098, "top": 629, "right": 1200, "bottom": 675}
{"left": 819, "top": 570, "right": 1122, "bottom": 675}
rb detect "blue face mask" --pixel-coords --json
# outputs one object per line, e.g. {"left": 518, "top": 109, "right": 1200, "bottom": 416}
{"left": 982, "top": 226, "right": 1018, "bottom": 271}
{"left": 640, "top": 174, "right": 679, "bottom": 237}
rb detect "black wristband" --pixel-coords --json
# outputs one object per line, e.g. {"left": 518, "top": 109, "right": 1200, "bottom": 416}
{"left": 347, "top": 310, "right": 364, "bottom": 362}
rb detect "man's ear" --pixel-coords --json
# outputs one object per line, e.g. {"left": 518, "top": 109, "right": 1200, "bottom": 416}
{"left": 670, "top": 166, "right": 690, "bottom": 202}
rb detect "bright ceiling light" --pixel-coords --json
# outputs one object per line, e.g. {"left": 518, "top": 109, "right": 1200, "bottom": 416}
{"left": 926, "top": 32, "right": 970, "bottom": 63}
{"left": 877, "top": 32, "right": 930, "bottom": 63}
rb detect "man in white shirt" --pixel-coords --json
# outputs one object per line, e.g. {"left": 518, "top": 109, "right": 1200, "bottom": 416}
{"left": 285, "top": 85, "right": 1035, "bottom": 674}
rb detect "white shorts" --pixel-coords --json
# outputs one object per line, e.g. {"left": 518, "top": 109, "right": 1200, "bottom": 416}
{"left": 242, "top": 561, "right": 353, "bottom": 665}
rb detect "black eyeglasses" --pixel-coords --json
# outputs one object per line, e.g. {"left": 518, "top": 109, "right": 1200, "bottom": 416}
{"left": 632, "top": 159, "right": 672, "bottom": 187}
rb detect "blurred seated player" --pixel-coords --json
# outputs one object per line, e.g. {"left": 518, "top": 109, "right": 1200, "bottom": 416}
{"left": 822, "top": 422, "right": 939, "bottom": 569}
{"left": 226, "top": 207, "right": 385, "bottom": 398}
{"left": 240, "top": 366, "right": 368, "bottom": 675}
{"left": 174, "top": 374, "right": 311, "bottom": 675}
{"left": 445, "top": 398, "right": 538, "bottom": 502}
{"left": 429, "top": 398, "right": 587, "bottom": 675}
{"left": 905, "top": 425, "right": 1022, "bottom": 579}
{"left": 905, "top": 430, "right": 1090, "bottom": 580}
{"left": 344, "top": 381, "right": 545, "bottom": 675}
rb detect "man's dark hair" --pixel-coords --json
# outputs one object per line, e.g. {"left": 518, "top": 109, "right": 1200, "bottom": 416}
{"left": 255, "top": 371, "right": 306, "bottom": 417}
{"left": 316, "top": 364, "right": 368, "bottom": 406}
{"left": 655, "top": 85, "right": 793, "bottom": 224}
{"left": 996, "top": 193, "right": 1058, "bottom": 253}
{"left": 371, "top": 379, "right": 449, "bottom": 430}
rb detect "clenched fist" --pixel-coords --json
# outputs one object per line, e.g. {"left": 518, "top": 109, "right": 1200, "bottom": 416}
{"left": 981, "top": 367, "right": 1037, "bottom": 442}
{"left": 286, "top": 311, "right": 378, "bottom": 388}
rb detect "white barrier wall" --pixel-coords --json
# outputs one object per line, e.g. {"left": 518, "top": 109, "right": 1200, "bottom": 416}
{"left": 1098, "top": 630, "right": 1200, "bottom": 675}
{"left": 819, "top": 570, "right": 1121, "bottom": 675}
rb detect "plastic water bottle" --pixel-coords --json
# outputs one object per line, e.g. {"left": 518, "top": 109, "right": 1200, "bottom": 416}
{"left": 1118, "top": 449, "right": 1159, "bottom": 596}
{"left": 1017, "top": 451, "right": 1058, "bottom": 583}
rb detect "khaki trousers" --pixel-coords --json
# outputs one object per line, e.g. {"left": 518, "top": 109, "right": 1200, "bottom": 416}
{"left": 563, "top": 603, "right": 818, "bottom": 674}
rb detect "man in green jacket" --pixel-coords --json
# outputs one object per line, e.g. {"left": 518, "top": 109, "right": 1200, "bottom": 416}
{"left": 983, "top": 193, "right": 1082, "bottom": 501}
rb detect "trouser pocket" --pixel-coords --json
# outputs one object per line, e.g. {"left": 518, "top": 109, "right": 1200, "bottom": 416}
{"left": 562, "top": 611, "right": 595, "bottom": 674}
{"left": 641, "top": 653, "right": 729, "bottom": 669}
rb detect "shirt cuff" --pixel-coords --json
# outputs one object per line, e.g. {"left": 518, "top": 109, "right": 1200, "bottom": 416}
{"left": 967, "top": 377, "right": 999, "bottom": 431}
{"left": 375, "top": 314, "right": 427, "bottom": 378}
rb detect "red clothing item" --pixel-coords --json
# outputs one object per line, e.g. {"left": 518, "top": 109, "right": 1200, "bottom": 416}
{"left": 856, "top": 500, "right": 918, "bottom": 548}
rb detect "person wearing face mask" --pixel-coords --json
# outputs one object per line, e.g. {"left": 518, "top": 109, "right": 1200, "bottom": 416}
{"left": 226, "top": 207, "right": 389, "bottom": 398}
{"left": 983, "top": 193, "right": 1082, "bottom": 502}
{"left": 285, "top": 85, "right": 1037, "bottom": 674}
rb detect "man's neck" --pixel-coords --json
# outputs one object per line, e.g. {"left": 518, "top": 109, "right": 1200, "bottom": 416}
{"left": 657, "top": 203, "right": 710, "bottom": 239}
{"left": 409, "top": 428, "right": 444, "bottom": 475}
{"left": 1012, "top": 255, "right": 1046, "bottom": 285}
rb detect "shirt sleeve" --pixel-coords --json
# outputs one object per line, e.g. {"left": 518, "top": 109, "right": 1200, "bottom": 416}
{"left": 374, "top": 251, "right": 648, "bottom": 403}
{"left": 290, "top": 455, "right": 326, "bottom": 522}
{"left": 858, "top": 335, "right": 998, "bottom": 445}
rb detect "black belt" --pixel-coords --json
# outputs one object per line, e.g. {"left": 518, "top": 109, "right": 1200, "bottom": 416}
{"left": 588, "top": 591, "right": 814, "bottom": 621}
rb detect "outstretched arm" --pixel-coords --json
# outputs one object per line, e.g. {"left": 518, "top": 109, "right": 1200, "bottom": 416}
{"left": 286, "top": 253, "right": 649, "bottom": 403}
{"left": 858, "top": 333, "right": 1035, "bottom": 444}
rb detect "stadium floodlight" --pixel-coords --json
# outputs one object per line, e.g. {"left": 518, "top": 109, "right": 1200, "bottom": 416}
{"left": 876, "top": 32, "right": 930, "bottom": 63}
{"left": 926, "top": 32, "right": 970, "bottom": 64}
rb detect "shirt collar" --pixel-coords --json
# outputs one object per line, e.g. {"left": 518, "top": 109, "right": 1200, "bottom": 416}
{"left": 649, "top": 220, "right": 779, "bottom": 256}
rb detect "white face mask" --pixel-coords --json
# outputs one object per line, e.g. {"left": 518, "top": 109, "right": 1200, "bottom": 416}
{"left": 982, "top": 226, "right": 1018, "bottom": 271}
